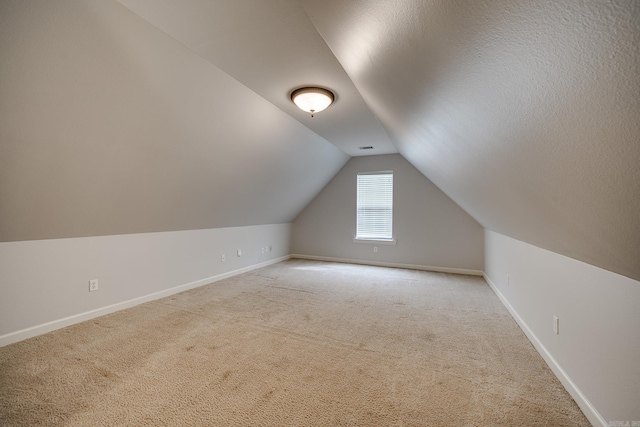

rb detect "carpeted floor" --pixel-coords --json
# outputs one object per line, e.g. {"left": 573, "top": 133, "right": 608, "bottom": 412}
{"left": 0, "top": 259, "right": 590, "bottom": 426}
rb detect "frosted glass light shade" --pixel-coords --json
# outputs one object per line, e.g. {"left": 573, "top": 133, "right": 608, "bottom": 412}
{"left": 291, "top": 87, "right": 334, "bottom": 117}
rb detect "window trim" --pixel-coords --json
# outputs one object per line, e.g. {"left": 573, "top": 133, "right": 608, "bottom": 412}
{"left": 352, "top": 237, "right": 397, "bottom": 245}
{"left": 354, "top": 170, "right": 394, "bottom": 243}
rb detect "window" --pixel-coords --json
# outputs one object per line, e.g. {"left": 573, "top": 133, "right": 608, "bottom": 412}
{"left": 356, "top": 172, "right": 393, "bottom": 241}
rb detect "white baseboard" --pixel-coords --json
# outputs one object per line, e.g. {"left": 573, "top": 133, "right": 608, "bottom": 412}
{"left": 0, "top": 255, "right": 290, "bottom": 348}
{"left": 291, "top": 254, "right": 483, "bottom": 276}
{"left": 483, "top": 273, "right": 606, "bottom": 427}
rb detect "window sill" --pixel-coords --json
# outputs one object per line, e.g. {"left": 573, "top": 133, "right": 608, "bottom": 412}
{"left": 353, "top": 238, "right": 397, "bottom": 245}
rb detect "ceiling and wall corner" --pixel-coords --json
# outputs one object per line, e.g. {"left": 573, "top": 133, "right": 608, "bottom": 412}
{"left": 301, "top": 0, "right": 640, "bottom": 282}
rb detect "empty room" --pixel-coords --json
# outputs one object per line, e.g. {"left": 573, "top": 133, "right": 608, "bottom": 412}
{"left": 1, "top": 1, "right": 638, "bottom": 426}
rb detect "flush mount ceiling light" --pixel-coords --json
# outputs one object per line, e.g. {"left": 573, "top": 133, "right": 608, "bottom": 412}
{"left": 290, "top": 87, "right": 335, "bottom": 117}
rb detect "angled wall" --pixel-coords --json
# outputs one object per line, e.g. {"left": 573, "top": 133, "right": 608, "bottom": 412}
{"left": 0, "top": 0, "right": 348, "bottom": 242}
{"left": 292, "top": 154, "right": 483, "bottom": 273}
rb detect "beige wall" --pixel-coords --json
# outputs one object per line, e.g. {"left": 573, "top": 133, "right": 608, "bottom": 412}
{"left": 292, "top": 154, "right": 483, "bottom": 272}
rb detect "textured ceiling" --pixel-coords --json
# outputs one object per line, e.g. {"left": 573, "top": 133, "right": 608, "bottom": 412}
{"left": 301, "top": 0, "right": 640, "bottom": 281}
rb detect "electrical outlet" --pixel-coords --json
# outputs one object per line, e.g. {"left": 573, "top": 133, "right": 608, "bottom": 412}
{"left": 261, "top": 247, "right": 265, "bottom": 254}
{"left": 268, "top": 245, "right": 272, "bottom": 252}
{"left": 237, "top": 249, "right": 242, "bottom": 257}
{"left": 89, "top": 279, "right": 99, "bottom": 292}
{"left": 553, "top": 315, "right": 559, "bottom": 335}
{"left": 221, "top": 254, "right": 225, "bottom": 262}
{"left": 373, "top": 246, "right": 378, "bottom": 253}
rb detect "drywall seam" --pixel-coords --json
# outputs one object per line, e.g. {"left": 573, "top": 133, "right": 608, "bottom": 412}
{"left": 291, "top": 254, "right": 483, "bottom": 276}
{"left": 0, "top": 255, "right": 291, "bottom": 348}
{"left": 483, "top": 273, "right": 606, "bottom": 427}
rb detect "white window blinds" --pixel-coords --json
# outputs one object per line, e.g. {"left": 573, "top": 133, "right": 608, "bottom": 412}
{"left": 356, "top": 172, "right": 393, "bottom": 240}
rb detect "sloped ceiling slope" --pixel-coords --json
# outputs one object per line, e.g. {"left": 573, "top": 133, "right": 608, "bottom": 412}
{"left": 116, "top": 0, "right": 397, "bottom": 157}
{"left": 0, "top": 0, "right": 348, "bottom": 242}
{"left": 302, "top": 0, "right": 640, "bottom": 281}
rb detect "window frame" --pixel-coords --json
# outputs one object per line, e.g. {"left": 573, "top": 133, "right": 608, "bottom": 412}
{"left": 354, "top": 171, "right": 396, "bottom": 244}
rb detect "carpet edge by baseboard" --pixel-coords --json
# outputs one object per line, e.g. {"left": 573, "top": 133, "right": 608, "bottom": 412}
{"left": 483, "top": 273, "right": 606, "bottom": 427}
{"left": 290, "top": 254, "right": 484, "bottom": 276}
{"left": 0, "top": 255, "right": 291, "bottom": 348}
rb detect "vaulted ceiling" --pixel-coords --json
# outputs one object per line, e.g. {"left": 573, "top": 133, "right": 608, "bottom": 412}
{"left": 2, "top": 0, "right": 638, "bottom": 281}
{"left": 117, "top": 0, "right": 640, "bottom": 280}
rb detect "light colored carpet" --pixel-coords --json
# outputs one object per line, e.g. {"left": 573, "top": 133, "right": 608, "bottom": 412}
{"left": 0, "top": 259, "right": 590, "bottom": 426}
